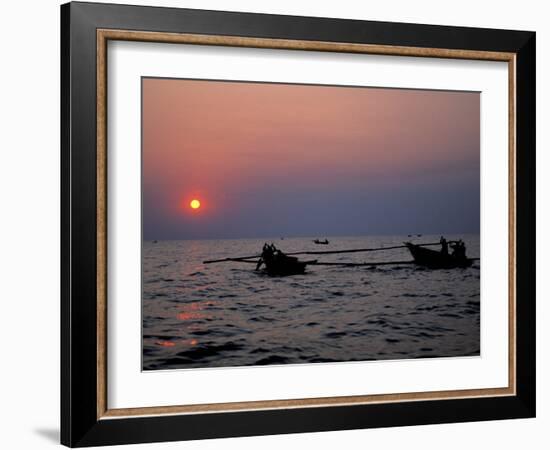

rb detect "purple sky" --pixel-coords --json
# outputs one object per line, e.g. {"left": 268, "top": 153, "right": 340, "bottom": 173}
{"left": 142, "top": 78, "right": 480, "bottom": 240}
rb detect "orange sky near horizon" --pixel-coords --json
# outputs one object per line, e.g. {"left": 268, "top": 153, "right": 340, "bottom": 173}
{"left": 142, "top": 78, "right": 480, "bottom": 240}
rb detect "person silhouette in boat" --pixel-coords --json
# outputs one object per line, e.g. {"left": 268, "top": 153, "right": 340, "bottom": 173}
{"left": 451, "top": 239, "right": 466, "bottom": 261}
{"left": 257, "top": 243, "right": 274, "bottom": 270}
{"left": 440, "top": 236, "right": 449, "bottom": 255}
{"left": 272, "top": 243, "right": 287, "bottom": 262}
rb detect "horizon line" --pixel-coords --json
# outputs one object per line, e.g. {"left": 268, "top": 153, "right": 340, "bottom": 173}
{"left": 143, "top": 231, "right": 481, "bottom": 242}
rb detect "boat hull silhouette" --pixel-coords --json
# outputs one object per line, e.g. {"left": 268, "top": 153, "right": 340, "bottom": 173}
{"left": 405, "top": 243, "right": 473, "bottom": 269}
{"left": 263, "top": 257, "right": 310, "bottom": 276}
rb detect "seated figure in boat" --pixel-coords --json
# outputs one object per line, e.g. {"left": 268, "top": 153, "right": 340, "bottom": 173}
{"left": 271, "top": 244, "right": 298, "bottom": 263}
{"left": 451, "top": 239, "right": 466, "bottom": 261}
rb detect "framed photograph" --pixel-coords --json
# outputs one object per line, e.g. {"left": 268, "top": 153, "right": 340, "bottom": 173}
{"left": 61, "top": 2, "right": 536, "bottom": 447}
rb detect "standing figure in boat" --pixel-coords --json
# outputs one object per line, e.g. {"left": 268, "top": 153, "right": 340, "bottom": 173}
{"left": 440, "top": 236, "right": 449, "bottom": 255}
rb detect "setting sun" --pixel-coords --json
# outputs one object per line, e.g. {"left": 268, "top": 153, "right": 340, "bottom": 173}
{"left": 190, "top": 199, "right": 201, "bottom": 210}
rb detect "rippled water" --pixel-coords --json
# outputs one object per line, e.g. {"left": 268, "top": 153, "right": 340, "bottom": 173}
{"left": 142, "top": 234, "right": 480, "bottom": 370}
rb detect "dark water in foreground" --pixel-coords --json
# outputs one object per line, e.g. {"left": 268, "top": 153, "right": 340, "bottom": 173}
{"left": 142, "top": 234, "right": 480, "bottom": 370}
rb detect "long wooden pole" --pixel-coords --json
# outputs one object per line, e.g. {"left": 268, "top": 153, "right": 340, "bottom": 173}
{"left": 310, "top": 258, "right": 479, "bottom": 267}
{"left": 203, "top": 256, "right": 261, "bottom": 264}
{"left": 202, "top": 242, "right": 443, "bottom": 264}
{"left": 310, "top": 260, "right": 415, "bottom": 267}
{"left": 284, "top": 242, "right": 441, "bottom": 256}
{"left": 204, "top": 257, "right": 480, "bottom": 267}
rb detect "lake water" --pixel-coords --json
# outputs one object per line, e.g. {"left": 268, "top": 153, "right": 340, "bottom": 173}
{"left": 142, "top": 234, "right": 480, "bottom": 370}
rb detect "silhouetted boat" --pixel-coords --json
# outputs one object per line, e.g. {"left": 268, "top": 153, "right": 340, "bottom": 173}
{"left": 256, "top": 244, "right": 315, "bottom": 276}
{"left": 405, "top": 242, "right": 473, "bottom": 269}
{"left": 313, "top": 239, "right": 329, "bottom": 245}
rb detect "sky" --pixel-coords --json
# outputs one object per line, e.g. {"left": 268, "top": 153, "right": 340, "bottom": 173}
{"left": 142, "top": 78, "right": 480, "bottom": 240}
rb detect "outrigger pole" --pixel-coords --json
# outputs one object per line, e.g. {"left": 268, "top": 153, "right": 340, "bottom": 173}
{"left": 203, "top": 242, "right": 442, "bottom": 264}
{"left": 204, "top": 259, "right": 421, "bottom": 267}
{"left": 285, "top": 242, "right": 442, "bottom": 256}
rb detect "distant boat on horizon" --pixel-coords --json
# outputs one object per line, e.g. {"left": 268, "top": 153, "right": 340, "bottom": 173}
{"left": 313, "top": 238, "right": 329, "bottom": 245}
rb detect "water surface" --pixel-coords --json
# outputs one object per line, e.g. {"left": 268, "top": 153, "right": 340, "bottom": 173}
{"left": 142, "top": 234, "right": 480, "bottom": 370}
